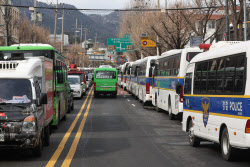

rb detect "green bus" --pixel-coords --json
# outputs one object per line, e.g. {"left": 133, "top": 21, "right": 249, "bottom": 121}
{"left": 94, "top": 67, "right": 118, "bottom": 97}
{"left": 4, "top": 44, "right": 69, "bottom": 128}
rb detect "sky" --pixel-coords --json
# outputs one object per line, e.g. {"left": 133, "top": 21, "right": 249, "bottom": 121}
{"left": 38, "top": 0, "right": 167, "bottom": 14}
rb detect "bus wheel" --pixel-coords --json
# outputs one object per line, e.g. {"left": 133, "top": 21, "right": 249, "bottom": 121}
{"left": 155, "top": 97, "right": 161, "bottom": 113}
{"left": 168, "top": 99, "right": 175, "bottom": 120}
{"left": 221, "top": 127, "right": 234, "bottom": 161}
{"left": 71, "top": 102, "right": 74, "bottom": 111}
{"left": 188, "top": 120, "right": 200, "bottom": 147}
{"left": 44, "top": 125, "right": 50, "bottom": 146}
{"left": 62, "top": 113, "right": 67, "bottom": 121}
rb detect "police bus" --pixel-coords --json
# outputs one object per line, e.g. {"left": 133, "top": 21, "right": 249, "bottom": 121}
{"left": 137, "top": 56, "right": 156, "bottom": 106}
{"left": 130, "top": 59, "right": 142, "bottom": 98}
{"left": 152, "top": 48, "right": 201, "bottom": 119}
{"left": 126, "top": 62, "right": 134, "bottom": 93}
{"left": 179, "top": 41, "right": 248, "bottom": 161}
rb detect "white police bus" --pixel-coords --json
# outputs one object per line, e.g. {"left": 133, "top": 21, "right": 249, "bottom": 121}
{"left": 131, "top": 59, "right": 142, "bottom": 97}
{"left": 152, "top": 48, "right": 201, "bottom": 119}
{"left": 137, "top": 56, "right": 157, "bottom": 106}
{"left": 126, "top": 62, "right": 134, "bottom": 93}
{"left": 180, "top": 41, "right": 249, "bottom": 161}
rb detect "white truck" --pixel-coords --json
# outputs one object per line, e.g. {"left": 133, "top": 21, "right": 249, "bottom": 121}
{"left": 0, "top": 53, "right": 53, "bottom": 156}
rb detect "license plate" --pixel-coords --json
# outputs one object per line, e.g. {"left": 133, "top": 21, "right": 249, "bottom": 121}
{"left": 102, "top": 88, "right": 109, "bottom": 90}
{"left": 0, "top": 134, "right": 4, "bottom": 142}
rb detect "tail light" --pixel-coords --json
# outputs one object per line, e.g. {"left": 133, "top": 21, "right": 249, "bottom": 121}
{"left": 146, "top": 82, "right": 150, "bottom": 94}
{"left": 94, "top": 82, "right": 96, "bottom": 90}
{"left": 125, "top": 77, "right": 127, "bottom": 83}
{"left": 121, "top": 77, "right": 123, "bottom": 82}
{"left": 116, "top": 83, "right": 118, "bottom": 91}
{"left": 179, "top": 86, "right": 184, "bottom": 102}
{"left": 245, "top": 120, "right": 250, "bottom": 133}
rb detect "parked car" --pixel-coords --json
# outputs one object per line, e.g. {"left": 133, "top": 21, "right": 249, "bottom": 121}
{"left": 68, "top": 75, "right": 85, "bottom": 98}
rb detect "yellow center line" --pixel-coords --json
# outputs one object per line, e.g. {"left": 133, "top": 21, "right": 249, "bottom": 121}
{"left": 61, "top": 90, "right": 94, "bottom": 167}
{"left": 45, "top": 86, "right": 93, "bottom": 167}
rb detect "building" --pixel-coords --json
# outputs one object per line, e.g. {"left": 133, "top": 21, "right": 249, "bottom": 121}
{"left": 0, "top": 0, "right": 20, "bottom": 43}
{"left": 49, "top": 34, "right": 69, "bottom": 45}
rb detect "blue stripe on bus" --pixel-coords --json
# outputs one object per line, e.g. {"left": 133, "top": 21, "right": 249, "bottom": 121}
{"left": 183, "top": 95, "right": 250, "bottom": 120}
{"left": 153, "top": 77, "right": 184, "bottom": 90}
{"left": 138, "top": 77, "right": 153, "bottom": 86}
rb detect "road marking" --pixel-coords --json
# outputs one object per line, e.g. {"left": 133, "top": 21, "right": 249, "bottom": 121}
{"left": 132, "top": 104, "right": 136, "bottom": 107}
{"left": 127, "top": 99, "right": 130, "bottom": 102}
{"left": 45, "top": 87, "right": 93, "bottom": 167}
{"left": 62, "top": 90, "right": 94, "bottom": 166}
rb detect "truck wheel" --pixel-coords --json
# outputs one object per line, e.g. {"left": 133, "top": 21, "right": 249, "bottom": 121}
{"left": 155, "top": 96, "right": 161, "bottom": 113}
{"left": 188, "top": 120, "right": 200, "bottom": 147}
{"left": 62, "top": 113, "right": 67, "bottom": 121}
{"left": 168, "top": 98, "right": 175, "bottom": 120}
{"left": 44, "top": 126, "right": 50, "bottom": 146}
{"left": 221, "top": 127, "right": 234, "bottom": 161}
{"left": 33, "top": 134, "right": 43, "bottom": 157}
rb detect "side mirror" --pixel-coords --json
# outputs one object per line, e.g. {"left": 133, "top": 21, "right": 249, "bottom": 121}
{"left": 176, "top": 83, "right": 183, "bottom": 95}
{"left": 57, "top": 72, "right": 64, "bottom": 84}
{"left": 149, "top": 67, "right": 153, "bottom": 77}
{"left": 86, "top": 76, "right": 88, "bottom": 81}
{"left": 38, "top": 93, "right": 47, "bottom": 106}
{"left": 92, "top": 77, "right": 94, "bottom": 81}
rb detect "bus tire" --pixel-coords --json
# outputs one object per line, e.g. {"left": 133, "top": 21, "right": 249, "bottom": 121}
{"left": 168, "top": 98, "right": 175, "bottom": 120}
{"left": 221, "top": 127, "right": 234, "bottom": 161}
{"left": 62, "top": 113, "right": 66, "bottom": 121}
{"left": 44, "top": 125, "right": 50, "bottom": 146}
{"left": 71, "top": 102, "right": 74, "bottom": 111}
{"left": 33, "top": 134, "right": 43, "bottom": 157}
{"left": 155, "top": 96, "right": 162, "bottom": 113}
{"left": 188, "top": 120, "right": 200, "bottom": 147}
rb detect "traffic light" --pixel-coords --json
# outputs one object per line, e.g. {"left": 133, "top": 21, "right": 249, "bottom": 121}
{"left": 108, "top": 55, "right": 111, "bottom": 60}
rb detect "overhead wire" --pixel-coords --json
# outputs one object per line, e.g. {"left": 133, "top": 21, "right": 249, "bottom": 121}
{"left": 0, "top": 4, "right": 225, "bottom": 12}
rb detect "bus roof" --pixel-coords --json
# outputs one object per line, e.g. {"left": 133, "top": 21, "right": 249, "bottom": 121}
{"left": 0, "top": 44, "right": 67, "bottom": 59}
{"left": 95, "top": 67, "right": 117, "bottom": 72}
{"left": 190, "top": 41, "right": 249, "bottom": 64}
{"left": 160, "top": 48, "right": 201, "bottom": 58}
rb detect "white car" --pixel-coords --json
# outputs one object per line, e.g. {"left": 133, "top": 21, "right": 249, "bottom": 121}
{"left": 68, "top": 75, "right": 84, "bottom": 98}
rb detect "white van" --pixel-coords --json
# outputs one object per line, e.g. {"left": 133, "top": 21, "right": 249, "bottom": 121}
{"left": 68, "top": 75, "right": 84, "bottom": 98}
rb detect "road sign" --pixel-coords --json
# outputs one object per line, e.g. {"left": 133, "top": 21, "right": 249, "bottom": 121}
{"left": 107, "top": 34, "right": 134, "bottom": 52}
{"left": 141, "top": 37, "right": 156, "bottom": 47}
{"left": 190, "top": 36, "right": 202, "bottom": 47}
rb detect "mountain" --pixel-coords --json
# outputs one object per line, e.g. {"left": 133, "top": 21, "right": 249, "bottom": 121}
{"left": 11, "top": 0, "right": 121, "bottom": 44}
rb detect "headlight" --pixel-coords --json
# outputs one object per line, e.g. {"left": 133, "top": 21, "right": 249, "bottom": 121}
{"left": 22, "top": 116, "right": 36, "bottom": 132}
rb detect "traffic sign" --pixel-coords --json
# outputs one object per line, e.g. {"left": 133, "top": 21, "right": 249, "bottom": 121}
{"left": 107, "top": 34, "right": 134, "bottom": 52}
{"left": 141, "top": 38, "right": 156, "bottom": 47}
{"left": 190, "top": 36, "right": 202, "bottom": 47}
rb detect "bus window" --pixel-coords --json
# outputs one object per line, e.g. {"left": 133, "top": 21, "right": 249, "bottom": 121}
{"left": 235, "top": 55, "right": 245, "bottom": 94}
{"left": 194, "top": 62, "right": 208, "bottom": 94}
{"left": 224, "top": 56, "right": 236, "bottom": 93}
{"left": 184, "top": 73, "right": 192, "bottom": 94}
{"left": 207, "top": 60, "right": 217, "bottom": 94}
{"left": 216, "top": 58, "right": 225, "bottom": 94}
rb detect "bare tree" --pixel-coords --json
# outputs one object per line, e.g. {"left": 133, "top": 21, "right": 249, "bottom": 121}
{"left": 218, "top": 0, "right": 244, "bottom": 41}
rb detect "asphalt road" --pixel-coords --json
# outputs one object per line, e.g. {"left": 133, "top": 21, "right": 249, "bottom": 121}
{"left": 0, "top": 87, "right": 250, "bottom": 167}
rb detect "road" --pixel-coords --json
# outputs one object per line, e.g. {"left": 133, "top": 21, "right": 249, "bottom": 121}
{"left": 0, "top": 87, "right": 250, "bottom": 167}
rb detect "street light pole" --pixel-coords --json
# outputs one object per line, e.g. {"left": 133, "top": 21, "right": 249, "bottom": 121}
{"left": 156, "top": 0, "right": 160, "bottom": 56}
{"left": 244, "top": 0, "right": 247, "bottom": 41}
{"left": 225, "top": 0, "right": 230, "bottom": 41}
{"left": 54, "top": 0, "right": 58, "bottom": 42}
{"left": 61, "top": 3, "right": 64, "bottom": 52}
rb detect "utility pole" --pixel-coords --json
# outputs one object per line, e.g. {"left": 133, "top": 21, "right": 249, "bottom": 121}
{"left": 34, "top": 0, "right": 37, "bottom": 24}
{"left": 61, "top": 3, "right": 64, "bottom": 52}
{"left": 94, "top": 33, "right": 97, "bottom": 48}
{"left": 4, "top": 0, "right": 9, "bottom": 46}
{"left": 80, "top": 24, "right": 83, "bottom": 44}
{"left": 54, "top": 0, "right": 58, "bottom": 42}
{"left": 244, "top": 0, "right": 247, "bottom": 41}
{"left": 156, "top": 0, "right": 160, "bottom": 56}
{"left": 225, "top": 0, "right": 230, "bottom": 41}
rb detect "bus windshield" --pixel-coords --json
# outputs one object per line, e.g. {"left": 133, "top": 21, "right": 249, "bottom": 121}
{"left": 186, "top": 52, "right": 201, "bottom": 62}
{"left": 96, "top": 71, "right": 116, "bottom": 79}
{"left": 0, "top": 79, "right": 32, "bottom": 104}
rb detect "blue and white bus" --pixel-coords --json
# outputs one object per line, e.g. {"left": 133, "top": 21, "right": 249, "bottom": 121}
{"left": 152, "top": 48, "right": 201, "bottom": 119}
{"left": 126, "top": 62, "right": 134, "bottom": 93}
{"left": 131, "top": 59, "right": 142, "bottom": 97}
{"left": 137, "top": 56, "right": 157, "bottom": 106}
{"left": 180, "top": 41, "right": 248, "bottom": 161}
